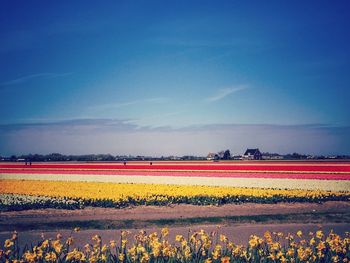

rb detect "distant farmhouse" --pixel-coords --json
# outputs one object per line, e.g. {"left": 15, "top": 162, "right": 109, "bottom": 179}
{"left": 206, "top": 152, "right": 219, "bottom": 161}
{"left": 206, "top": 150, "right": 231, "bottom": 161}
{"left": 243, "top": 148, "right": 262, "bottom": 160}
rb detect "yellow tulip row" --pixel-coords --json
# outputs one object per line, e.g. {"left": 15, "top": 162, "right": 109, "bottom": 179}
{"left": 0, "top": 179, "right": 349, "bottom": 208}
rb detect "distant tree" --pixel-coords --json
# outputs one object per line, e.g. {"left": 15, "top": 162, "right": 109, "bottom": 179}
{"left": 223, "top": 150, "right": 231, "bottom": 160}
{"left": 101, "top": 154, "right": 115, "bottom": 161}
{"left": 47, "top": 153, "right": 65, "bottom": 161}
{"left": 285, "top": 152, "right": 307, "bottom": 160}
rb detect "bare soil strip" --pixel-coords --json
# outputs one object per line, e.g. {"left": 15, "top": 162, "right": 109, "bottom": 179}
{"left": 1, "top": 211, "right": 350, "bottom": 232}
{"left": 1, "top": 202, "right": 349, "bottom": 247}
{"left": 1, "top": 201, "right": 349, "bottom": 230}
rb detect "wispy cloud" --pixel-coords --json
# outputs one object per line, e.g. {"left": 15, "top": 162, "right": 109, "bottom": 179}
{"left": 0, "top": 72, "right": 72, "bottom": 87}
{"left": 206, "top": 85, "right": 248, "bottom": 102}
{"left": 90, "top": 97, "right": 169, "bottom": 110}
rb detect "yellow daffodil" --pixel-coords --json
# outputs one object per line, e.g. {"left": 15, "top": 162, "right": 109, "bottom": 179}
{"left": 161, "top": 227, "right": 169, "bottom": 238}
{"left": 296, "top": 230, "right": 303, "bottom": 238}
{"left": 4, "top": 239, "right": 13, "bottom": 248}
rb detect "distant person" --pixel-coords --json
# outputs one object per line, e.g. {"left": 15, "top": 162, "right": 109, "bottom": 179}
{"left": 124, "top": 161, "right": 126, "bottom": 165}
{"left": 150, "top": 162, "right": 152, "bottom": 165}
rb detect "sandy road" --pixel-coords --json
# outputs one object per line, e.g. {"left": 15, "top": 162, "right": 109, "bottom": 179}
{"left": 1, "top": 201, "right": 349, "bottom": 247}
{"left": 1, "top": 202, "right": 349, "bottom": 224}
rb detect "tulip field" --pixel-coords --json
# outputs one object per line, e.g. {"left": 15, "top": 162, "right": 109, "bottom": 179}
{"left": 0, "top": 161, "right": 350, "bottom": 210}
{"left": 0, "top": 161, "right": 350, "bottom": 262}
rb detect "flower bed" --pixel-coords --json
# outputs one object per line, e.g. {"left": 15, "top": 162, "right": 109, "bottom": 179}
{"left": 2, "top": 169, "right": 350, "bottom": 180}
{"left": 1, "top": 161, "right": 350, "bottom": 173}
{"left": 1, "top": 180, "right": 349, "bottom": 210}
{"left": 0, "top": 194, "right": 84, "bottom": 211}
{"left": 1, "top": 228, "right": 349, "bottom": 262}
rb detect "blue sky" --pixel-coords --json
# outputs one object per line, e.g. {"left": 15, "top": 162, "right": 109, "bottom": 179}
{"left": 1, "top": 1, "right": 349, "bottom": 156}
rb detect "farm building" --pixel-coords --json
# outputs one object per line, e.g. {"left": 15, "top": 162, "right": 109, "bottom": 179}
{"left": 206, "top": 152, "right": 219, "bottom": 161}
{"left": 243, "top": 148, "right": 262, "bottom": 160}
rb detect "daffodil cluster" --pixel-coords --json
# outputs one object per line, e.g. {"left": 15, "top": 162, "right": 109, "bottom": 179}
{"left": 1, "top": 228, "right": 350, "bottom": 263}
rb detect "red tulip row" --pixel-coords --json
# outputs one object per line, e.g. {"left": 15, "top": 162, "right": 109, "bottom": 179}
{"left": 1, "top": 168, "right": 350, "bottom": 180}
{"left": 1, "top": 161, "right": 350, "bottom": 172}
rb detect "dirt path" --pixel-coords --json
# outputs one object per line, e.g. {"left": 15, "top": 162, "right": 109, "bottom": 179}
{"left": 1, "top": 201, "right": 349, "bottom": 224}
{"left": 1, "top": 202, "right": 349, "bottom": 247}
